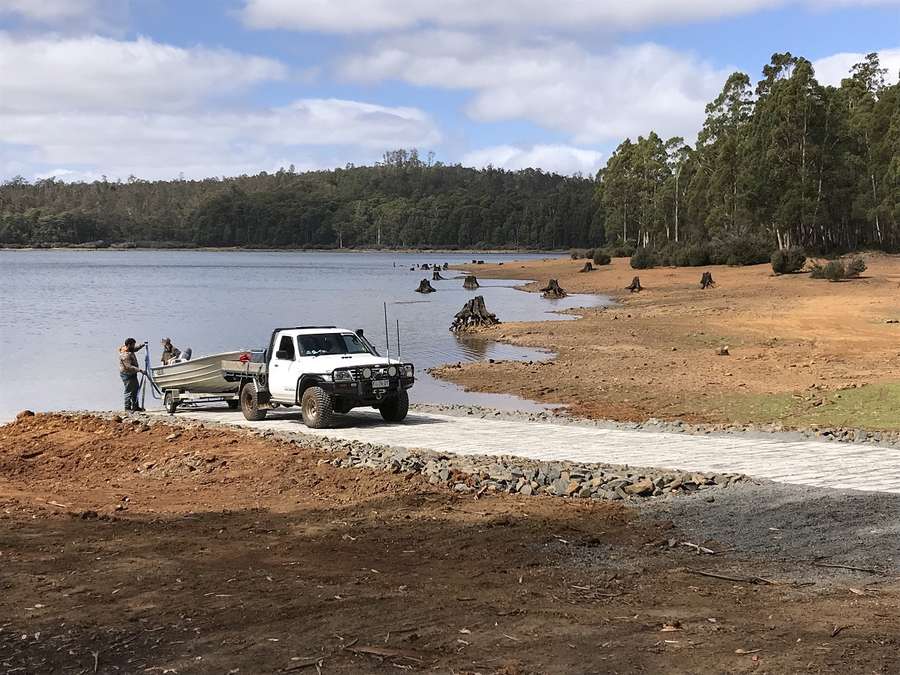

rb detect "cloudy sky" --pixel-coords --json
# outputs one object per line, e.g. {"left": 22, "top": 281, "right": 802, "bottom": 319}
{"left": 1, "top": 0, "right": 898, "bottom": 181}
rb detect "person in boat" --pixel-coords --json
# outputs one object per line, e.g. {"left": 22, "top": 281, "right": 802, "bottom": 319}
{"left": 160, "top": 337, "right": 181, "bottom": 365}
{"left": 118, "top": 337, "right": 146, "bottom": 412}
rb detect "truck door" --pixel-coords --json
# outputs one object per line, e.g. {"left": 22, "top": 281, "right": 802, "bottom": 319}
{"left": 268, "top": 334, "right": 300, "bottom": 402}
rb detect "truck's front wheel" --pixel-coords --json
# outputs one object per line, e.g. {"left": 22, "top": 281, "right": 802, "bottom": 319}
{"left": 301, "top": 386, "right": 336, "bottom": 429}
{"left": 240, "top": 383, "right": 267, "bottom": 421}
{"left": 379, "top": 389, "right": 409, "bottom": 423}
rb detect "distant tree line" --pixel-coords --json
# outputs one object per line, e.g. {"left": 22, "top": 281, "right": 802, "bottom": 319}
{"left": 1, "top": 52, "right": 897, "bottom": 260}
{"left": 0, "top": 150, "right": 601, "bottom": 250}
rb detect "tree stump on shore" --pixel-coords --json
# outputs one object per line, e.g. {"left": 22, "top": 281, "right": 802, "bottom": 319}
{"left": 450, "top": 295, "right": 500, "bottom": 332}
{"left": 416, "top": 278, "right": 436, "bottom": 293}
{"left": 432, "top": 269, "right": 445, "bottom": 281}
{"left": 579, "top": 262, "right": 594, "bottom": 273}
{"left": 541, "top": 279, "right": 567, "bottom": 299}
{"left": 463, "top": 274, "right": 480, "bottom": 290}
{"left": 700, "top": 271, "right": 716, "bottom": 289}
{"left": 626, "top": 276, "right": 642, "bottom": 293}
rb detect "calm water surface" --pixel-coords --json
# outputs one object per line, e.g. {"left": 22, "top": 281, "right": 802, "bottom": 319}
{"left": 0, "top": 250, "right": 607, "bottom": 421}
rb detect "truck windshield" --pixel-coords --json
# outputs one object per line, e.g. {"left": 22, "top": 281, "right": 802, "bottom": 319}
{"left": 297, "top": 333, "right": 372, "bottom": 356}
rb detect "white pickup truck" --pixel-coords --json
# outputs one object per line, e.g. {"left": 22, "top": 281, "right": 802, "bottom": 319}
{"left": 221, "top": 326, "right": 415, "bottom": 428}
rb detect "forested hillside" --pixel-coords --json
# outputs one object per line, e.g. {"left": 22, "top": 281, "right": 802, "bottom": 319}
{"left": 0, "top": 152, "right": 601, "bottom": 249}
{"left": 1, "top": 52, "right": 897, "bottom": 255}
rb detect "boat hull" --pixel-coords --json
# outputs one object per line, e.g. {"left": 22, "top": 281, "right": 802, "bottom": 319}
{"left": 151, "top": 351, "right": 245, "bottom": 394}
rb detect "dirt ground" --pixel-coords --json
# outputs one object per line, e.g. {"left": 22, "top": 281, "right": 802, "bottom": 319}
{"left": 2, "top": 413, "right": 898, "bottom": 673}
{"left": 435, "top": 254, "right": 900, "bottom": 429}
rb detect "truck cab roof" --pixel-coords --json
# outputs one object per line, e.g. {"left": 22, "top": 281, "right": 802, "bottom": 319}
{"left": 281, "top": 327, "right": 350, "bottom": 336}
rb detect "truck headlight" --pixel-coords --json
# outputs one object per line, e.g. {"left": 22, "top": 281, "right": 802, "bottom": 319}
{"left": 403, "top": 364, "right": 414, "bottom": 378}
{"left": 361, "top": 367, "right": 372, "bottom": 379}
{"left": 333, "top": 369, "right": 353, "bottom": 382}
{"left": 387, "top": 365, "right": 397, "bottom": 377}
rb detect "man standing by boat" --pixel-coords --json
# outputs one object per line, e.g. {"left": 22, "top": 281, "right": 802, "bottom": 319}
{"left": 119, "top": 338, "right": 147, "bottom": 412}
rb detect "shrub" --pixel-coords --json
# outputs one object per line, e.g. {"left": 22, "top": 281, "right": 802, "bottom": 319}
{"left": 570, "top": 250, "right": 581, "bottom": 259}
{"left": 630, "top": 247, "right": 657, "bottom": 269}
{"left": 585, "top": 248, "right": 596, "bottom": 260}
{"left": 607, "top": 241, "right": 636, "bottom": 258}
{"left": 654, "top": 243, "right": 678, "bottom": 267}
{"left": 810, "top": 257, "right": 866, "bottom": 281}
{"left": 771, "top": 247, "right": 807, "bottom": 274}
{"left": 708, "top": 235, "right": 772, "bottom": 266}
{"left": 824, "top": 260, "right": 847, "bottom": 281}
{"left": 592, "top": 250, "right": 611, "bottom": 266}
{"left": 846, "top": 257, "right": 867, "bottom": 278}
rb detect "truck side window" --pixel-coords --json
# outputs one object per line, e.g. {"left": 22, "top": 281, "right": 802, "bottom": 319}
{"left": 276, "top": 335, "right": 295, "bottom": 360}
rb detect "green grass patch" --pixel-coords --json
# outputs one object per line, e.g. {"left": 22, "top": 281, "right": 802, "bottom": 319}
{"left": 702, "top": 382, "right": 900, "bottom": 430}
{"left": 788, "top": 382, "right": 900, "bottom": 430}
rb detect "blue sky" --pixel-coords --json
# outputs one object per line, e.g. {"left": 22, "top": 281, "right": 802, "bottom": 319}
{"left": 1, "top": 0, "right": 898, "bottom": 181}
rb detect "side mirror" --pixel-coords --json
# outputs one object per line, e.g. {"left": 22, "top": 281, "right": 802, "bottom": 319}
{"left": 275, "top": 350, "right": 292, "bottom": 360}
{"left": 355, "top": 329, "right": 364, "bottom": 337}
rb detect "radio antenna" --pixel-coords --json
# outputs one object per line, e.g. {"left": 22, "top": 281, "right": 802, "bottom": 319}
{"left": 383, "top": 302, "right": 391, "bottom": 360}
{"left": 396, "top": 319, "right": 401, "bottom": 360}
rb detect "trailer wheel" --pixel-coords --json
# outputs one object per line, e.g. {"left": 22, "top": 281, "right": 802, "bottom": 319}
{"left": 240, "top": 383, "right": 267, "bottom": 421}
{"left": 163, "top": 391, "right": 178, "bottom": 415}
{"left": 301, "top": 386, "right": 336, "bottom": 429}
{"left": 379, "top": 389, "right": 409, "bottom": 422}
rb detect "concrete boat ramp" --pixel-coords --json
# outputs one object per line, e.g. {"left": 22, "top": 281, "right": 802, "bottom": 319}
{"left": 166, "top": 407, "right": 900, "bottom": 495}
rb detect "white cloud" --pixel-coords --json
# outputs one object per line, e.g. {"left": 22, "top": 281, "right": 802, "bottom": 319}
{"left": 1, "top": 99, "right": 441, "bottom": 180}
{"left": 813, "top": 47, "right": 900, "bottom": 86}
{"left": 0, "top": 0, "right": 98, "bottom": 22}
{"left": 462, "top": 144, "right": 603, "bottom": 175}
{"left": 0, "top": 31, "right": 440, "bottom": 181}
{"left": 0, "top": 33, "right": 287, "bottom": 112}
{"left": 341, "top": 33, "right": 728, "bottom": 143}
{"left": 241, "top": 0, "right": 792, "bottom": 33}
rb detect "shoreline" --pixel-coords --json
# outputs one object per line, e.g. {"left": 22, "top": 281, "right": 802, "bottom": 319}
{"left": 0, "top": 244, "right": 566, "bottom": 255}
{"left": 435, "top": 253, "right": 900, "bottom": 432}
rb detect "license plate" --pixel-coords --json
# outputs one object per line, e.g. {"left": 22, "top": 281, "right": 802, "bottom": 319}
{"left": 372, "top": 379, "right": 389, "bottom": 389}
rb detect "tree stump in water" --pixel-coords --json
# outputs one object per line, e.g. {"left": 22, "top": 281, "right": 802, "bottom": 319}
{"left": 540, "top": 279, "right": 567, "bottom": 299}
{"left": 416, "top": 278, "right": 436, "bottom": 293}
{"left": 700, "top": 271, "right": 716, "bottom": 289}
{"left": 421, "top": 263, "right": 431, "bottom": 270}
{"left": 432, "top": 269, "right": 445, "bottom": 281}
{"left": 450, "top": 295, "right": 500, "bottom": 332}
{"left": 626, "top": 276, "right": 642, "bottom": 293}
{"left": 463, "top": 274, "right": 480, "bottom": 290}
{"left": 442, "top": 262, "right": 449, "bottom": 270}
{"left": 579, "top": 262, "right": 594, "bottom": 273}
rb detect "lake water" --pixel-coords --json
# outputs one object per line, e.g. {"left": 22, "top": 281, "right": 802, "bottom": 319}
{"left": 0, "top": 250, "right": 607, "bottom": 421}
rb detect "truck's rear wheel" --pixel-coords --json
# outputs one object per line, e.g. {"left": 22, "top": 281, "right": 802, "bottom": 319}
{"left": 301, "top": 386, "right": 336, "bottom": 429}
{"left": 379, "top": 389, "right": 409, "bottom": 422}
{"left": 163, "top": 391, "right": 178, "bottom": 415}
{"left": 240, "top": 383, "right": 267, "bottom": 421}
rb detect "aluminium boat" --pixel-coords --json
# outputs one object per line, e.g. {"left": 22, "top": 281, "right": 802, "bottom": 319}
{"left": 150, "top": 351, "right": 246, "bottom": 394}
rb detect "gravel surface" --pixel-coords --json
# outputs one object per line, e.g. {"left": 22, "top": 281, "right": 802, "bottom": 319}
{"left": 642, "top": 481, "right": 900, "bottom": 582}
